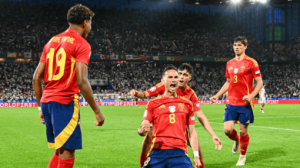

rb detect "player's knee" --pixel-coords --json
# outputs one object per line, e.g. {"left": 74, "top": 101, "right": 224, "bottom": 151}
{"left": 239, "top": 130, "right": 247, "bottom": 136}
{"left": 224, "top": 128, "right": 233, "bottom": 136}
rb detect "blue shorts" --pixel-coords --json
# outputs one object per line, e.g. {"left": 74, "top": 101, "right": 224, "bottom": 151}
{"left": 41, "top": 100, "right": 82, "bottom": 150}
{"left": 143, "top": 148, "right": 193, "bottom": 168}
{"left": 224, "top": 104, "right": 254, "bottom": 126}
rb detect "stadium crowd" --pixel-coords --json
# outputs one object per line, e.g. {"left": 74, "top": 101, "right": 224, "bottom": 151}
{"left": 1, "top": 60, "right": 300, "bottom": 102}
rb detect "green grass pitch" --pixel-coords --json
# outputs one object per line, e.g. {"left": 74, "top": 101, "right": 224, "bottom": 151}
{"left": 0, "top": 104, "right": 300, "bottom": 168}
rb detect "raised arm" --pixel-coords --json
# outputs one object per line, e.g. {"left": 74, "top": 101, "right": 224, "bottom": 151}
{"left": 128, "top": 89, "right": 150, "bottom": 99}
{"left": 76, "top": 62, "right": 105, "bottom": 126}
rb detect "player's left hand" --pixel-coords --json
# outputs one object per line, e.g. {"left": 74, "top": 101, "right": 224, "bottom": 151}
{"left": 194, "top": 158, "right": 201, "bottom": 168}
{"left": 242, "top": 95, "right": 253, "bottom": 103}
{"left": 212, "top": 136, "right": 222, "bottom": 151}
{"left": 39, "top": 110, "right": 45, "bottom": 124}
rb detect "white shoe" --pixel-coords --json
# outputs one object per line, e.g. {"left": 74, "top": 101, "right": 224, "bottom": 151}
{"left": 261, "top": 110, "right": 264, "bottom": 113}
{"left": 232, "top": 141, "right": 239, "bottom": 154}
{"left": 236, "top": 155, "right": 246, "bottom": 166}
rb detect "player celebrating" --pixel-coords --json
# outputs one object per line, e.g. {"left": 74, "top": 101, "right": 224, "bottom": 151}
{"left": 129, "top": 63, "right": 222, "bottom": 168}
{"left": 210, "top": 36, "right": 263, "bottom": 166}
{"left": 138, "top": 66, "right": 201, "bottom": 168}
{"left": 259, "top": 83, "right": 266, "bottom": 113}
{"left": 33, "top": 5, "right": 105, "bottom": 168}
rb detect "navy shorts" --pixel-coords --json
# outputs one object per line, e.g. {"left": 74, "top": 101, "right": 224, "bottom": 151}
{"left": 224, "top": 104, "right": 254, "bottom": 126}
{"left": 143, "top": 148, "right": 193, "bottom": 168}
{"left": 41, "top": 100, "right": 82, "bottom": 150}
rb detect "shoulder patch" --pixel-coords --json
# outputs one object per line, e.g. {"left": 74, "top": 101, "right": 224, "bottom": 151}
{"left": 246, "top": 56, "right": 258, "bottom": 67}
{"left": 155, "top": 82, "right": 164, "bottom": 88}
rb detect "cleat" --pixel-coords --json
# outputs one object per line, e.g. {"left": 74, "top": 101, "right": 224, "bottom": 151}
{"left": 236, "top": 155, "right": 246, "bottom": 166}
{"left": 261, "top": 110, "right": 264, "bottom": 113}
{"left": 232, "top": 141, "right": 240, "bottom": 154}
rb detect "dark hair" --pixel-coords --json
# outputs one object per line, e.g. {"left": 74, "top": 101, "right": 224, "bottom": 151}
{"left": 67, "top": 4, "right": 94, "bottom": 25}
{"left": 162, "top": 65, "right": 178, "bottom": 77}
{"left": 234, "top": 36, "right": 248, "bottom": 46}
{"left": 178, "top": 63, "right": 193, "bottom": 75}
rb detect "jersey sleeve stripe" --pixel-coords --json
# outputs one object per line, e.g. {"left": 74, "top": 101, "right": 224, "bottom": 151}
{"left": 67, "top": 57, "right": 76, "bottom": 85}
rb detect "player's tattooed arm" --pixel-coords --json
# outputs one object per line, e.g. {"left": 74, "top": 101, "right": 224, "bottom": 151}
{"left": 138, "top": 120, "right": 151, "bottom": 136}
{"left": 210, "top": 78, "right": 230, "bottom": 103}
{"left": 128, "top": 89, "right": 150, "bottom": 99}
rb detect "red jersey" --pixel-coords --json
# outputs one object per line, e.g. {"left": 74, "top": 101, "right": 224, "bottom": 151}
{"left": 40, "top": 28, "right": 91, "bottom": 104}
{"left": 147, "top": 83, "right": 201, "bottom": 112}
{"left": 143, "top": 95, "right": 195, "bottom": 153}
{"left": 225, "top": 55, "right": 261, "bottom": 106}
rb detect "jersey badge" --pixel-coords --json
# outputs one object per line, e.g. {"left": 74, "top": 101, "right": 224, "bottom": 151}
{"left": 234, "top": 68, "right": 238, "bottom": 74}
{"left": 178, "top": 103, "right": 184, "bottom": 111}
{"left": 241, "top": 64, "right": 245, "bottom": 72}
{"left": 150, "top": 87, "right": 156, "bottom": 92}
{"left": 169, "top": 106, "right": 176, "bottom": 113}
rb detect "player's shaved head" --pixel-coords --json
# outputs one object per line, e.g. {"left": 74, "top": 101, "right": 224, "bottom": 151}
{"left": 67, "top": 4, "right": 94, "bottom": 25}
{"left": 234, "top": 36, "right": 248, "bottom": 46}
{"left": 178, "top": 63, "right": 193, "bottom": 75}
{"left": 162, "top": 65, "right": 177, "bottom": 78}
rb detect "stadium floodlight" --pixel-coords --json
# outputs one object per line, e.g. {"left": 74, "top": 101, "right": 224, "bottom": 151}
{"left": 259, "top": 0, "right": 267, "bottom": 3}
{"left": 231, "top": 0, "right": 242, "bottom": 4}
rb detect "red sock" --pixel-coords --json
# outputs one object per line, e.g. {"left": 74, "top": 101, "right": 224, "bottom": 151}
{"left": 201, "top": 161, "right": 204, "bottom": 168}
{"left": 48, "top": 150, "right": 59, "bottom": 168}
{"left": 140, "top": 153, "right": 148, "bottom": 168}
{"left": 227, "top": 129, "right": 239, "bottom": 141}
{"left": 240, "top": 134, "right": 250, "bottom": 155}
{"left": 261, "top": 108, "right": 263, "bottom": 111}
{"left": 57, "top": 158, "right": 75, "bottom": 168}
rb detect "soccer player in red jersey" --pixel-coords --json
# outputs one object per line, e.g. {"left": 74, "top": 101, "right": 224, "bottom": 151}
{"left": 33, "top": 4, "right": 105, "bottom": 168}
{"left": 129, "top": 63, "right": 222, "bottom": 168}
{"left": 138, "top": 65, "right": 201, "bottom": 168}
{"left": 210, "top": 36, "right": 263, "bottom": 166}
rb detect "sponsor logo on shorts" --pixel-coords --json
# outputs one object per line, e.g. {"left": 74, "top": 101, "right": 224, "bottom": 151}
{"left": 246, "top": 120, "right": 250, "bottom": 124}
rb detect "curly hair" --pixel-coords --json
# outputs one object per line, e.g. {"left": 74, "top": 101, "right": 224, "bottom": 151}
{"left": 67, "top": 4, "right": 94, "bottom": 25}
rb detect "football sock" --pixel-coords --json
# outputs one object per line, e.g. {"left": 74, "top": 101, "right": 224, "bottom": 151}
{"left": 240, "top": 134, "right": 250, "bottom": 156}
{"left": 48, "top": 150, "right": 59, "bottom": 168}
{"left": 228, "top": 129, "right": 239, "bottom": 141}
{"left": 201, "top": 161, "right": 204, "bottom": 168}
{"left": 57, "top": 158, "right": 75, "bottom": 168}
{"left": 261, "top": 108, "right": 263, "bottom": 111}
{"left": 140, "top": 153, "right": 148, "bottom": 168}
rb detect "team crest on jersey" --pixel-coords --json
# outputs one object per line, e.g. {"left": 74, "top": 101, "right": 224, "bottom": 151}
{"left": 240, "top": 64, "right": 245, "bottom": 72}
{"left": 150, "top": 87, "right": 156, "bottom": 92}
{"left": 234, "top": 68, "right": 238, "bottom": 74}
{"left": 178, "top": 103, "right": 184, "bottom": 111}
{"left": 169, "top": 106, "right": 176, "bottom": 113}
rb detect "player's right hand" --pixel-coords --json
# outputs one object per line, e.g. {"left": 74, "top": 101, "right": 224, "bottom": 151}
{"left": 128, "top": 89, "right": 138, "bottom": 97}
{"left": 39, "top": 110, "right": 45, "bottom": 124}
{"left": 194, "top": 158, "right": 201, "bottom": 168}
{"left": 209, "top": 96, "right": 218, "bottom": 103}
{"left": 94, "top": 111, "right": 105, "bottom": 126}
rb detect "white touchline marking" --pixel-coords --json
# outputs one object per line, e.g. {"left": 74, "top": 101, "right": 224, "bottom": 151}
{"left": 209, "top": 122, "right": 300, "bottom": 132}
{"left": 208, "top": 116, "right": 300, "bottom": 121}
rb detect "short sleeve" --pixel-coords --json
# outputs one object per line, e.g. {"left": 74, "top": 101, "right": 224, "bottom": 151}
{"left": 75, "top": 42, "right": 91, "bottom": 66}
{"left": 190, "top": 91, "right": 201, "bottom": 112}
{"left": 146, "top": 83, "right": 165, "bottom": 97}
{"left": 225, "top": 63, "right": 230, "bottom": 78}
{"left": 39, "top": 47, "right": 47, "bottom": 63}
{"left": 250, "top": 59, "right": 261, "bottom": 78}
{"left": 143, "top": 101, "right": 154, "bottom": 122}
{"left": 188, "top": 103, "right": 196, "bottom": 125}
